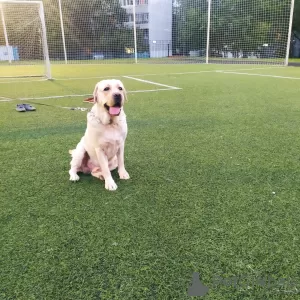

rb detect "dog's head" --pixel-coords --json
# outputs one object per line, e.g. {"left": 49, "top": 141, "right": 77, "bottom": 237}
{"left": 92, "top": 79, "right": 127, "bottom": 116}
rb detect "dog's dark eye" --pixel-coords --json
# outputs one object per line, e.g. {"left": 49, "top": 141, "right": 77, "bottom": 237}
{"left": 104, "top": 87, "right": 110, "bottom": 91}
{"left": 118, "top": 87, "right": 123, "bottom": 91}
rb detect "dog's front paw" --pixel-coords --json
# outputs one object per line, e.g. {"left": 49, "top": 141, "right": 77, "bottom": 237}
{"left": 105, "top": 178, "right": 118, "bottom": 191}
{"left": 69, "top": 171, "right": 80, "bottom": 182}
{"left": 119, "top": 169, "right": 130, "bottom": 180}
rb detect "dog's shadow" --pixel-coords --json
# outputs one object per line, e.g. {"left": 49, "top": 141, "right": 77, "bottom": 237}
{"left": 77, "top": 169, "right": 120, "bottom": 184}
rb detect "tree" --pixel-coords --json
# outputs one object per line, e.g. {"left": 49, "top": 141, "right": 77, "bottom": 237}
{"left": 42, "top": 0, "right": 132, "bottom": 58}
{"left": 42, "top": 0, "right": 146, "bottom": 60}
{"left": 293, "top": 0, "right": 300, "bottom": 33}
{"left": 173, "top": 0, "right": 292, "bottom": 58}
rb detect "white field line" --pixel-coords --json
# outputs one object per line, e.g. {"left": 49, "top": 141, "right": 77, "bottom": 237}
{"left": 52, "top": 66, "right": 284, "bottom": 81}
{"left": 49, "top": 62, "right": 289, "bottom": 69}
{"left": 0, "top": 72, "right": 212, "bottom": 83}
{"left": 129, "top": 88, "right": 178, "bottom": 93}
{"left": 216, "top": 66, "right": 285, "bottom": 72}
{"left": 217, "top": 71, "right": 300, "bottom": 80}
{"left": 0, "top": 78, "right": 47, "bottom": 84}
{"left": 123, "top": 75, "right": 181, "bottom": 90}
{"left": 0, "top": 66, "right": 285, "bottom": 84}
{"left": 17, "top": 87, "right": 180, "bottom": 101}
{"left": 56, "top": 70, "right": 215, "bottom": 81}
{"left": 45, "top": 66, "right": 287, "bottom": 80}
{"left": 0, "top": 71, "right": 214, "bottom": 83}
{"left": 19, "top": 94, "right": 91, "bottom": 101}
{"left": 0, "top": 97, "right": 13, "bottom": 102}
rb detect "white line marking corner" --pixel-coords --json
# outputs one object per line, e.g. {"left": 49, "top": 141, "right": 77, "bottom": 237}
{"left": 217, "top": 71, "right": 300, "bottom": 80}
{"left": 123, "top": 75, "right": 181, "bottom": 90}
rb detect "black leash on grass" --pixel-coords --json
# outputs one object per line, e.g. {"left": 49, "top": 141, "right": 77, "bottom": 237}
{"left": 13, "top": 99, "right": 57, "bottom": 109}
{"left": 26, "top": 101, "right": 61, "bottom": 108}
{"left": 26, "top": 101, "right": 91, "bottom": 111}
{"left": 14, "top": 98, "right": 59, "bottom": 108}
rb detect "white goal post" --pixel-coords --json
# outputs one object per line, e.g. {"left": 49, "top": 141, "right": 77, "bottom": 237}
{"left": 0, "top": 0, "right": 51, "bottom": 79}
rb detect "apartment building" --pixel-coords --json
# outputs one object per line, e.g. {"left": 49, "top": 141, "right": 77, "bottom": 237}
{"left": 120, "top": 0, "right": 172, "bottom": 58}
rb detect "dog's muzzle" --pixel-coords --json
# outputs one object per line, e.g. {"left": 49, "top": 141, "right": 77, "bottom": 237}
{"left": 113, "top": 93, "right": 122, "bottom": 106}
{"left": 105, "top": 93, "right": 122, "bottom": 116}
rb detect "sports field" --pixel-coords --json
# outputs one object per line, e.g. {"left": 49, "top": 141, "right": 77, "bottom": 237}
{"left": 1, "top": 63, "right": 300, "bottom": 299}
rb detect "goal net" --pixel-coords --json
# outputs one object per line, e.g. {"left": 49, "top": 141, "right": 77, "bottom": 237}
{"left": 208, "top": 0, "right": 292, "bottom": 65}
{"left": 172, "top": 0, "right": 209, "bottom": 64}
{"left": 55, "top": 0, "right": 136, "bottom": 64}
{"left": 0, "top": 0, "right": 294, "bottom": 69}
{"left": 0, "top": 0, "right": 51, "bottom": 78}
{"left": 171, "top": 0, "right": 293, "bottom": 65}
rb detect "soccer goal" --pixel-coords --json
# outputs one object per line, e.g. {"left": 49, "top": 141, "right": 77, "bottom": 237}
{"left": 207, "top": 0, "right": 295, "bottom": 66}
{"left": 172, "top": 0, "right": 294, "bottom": 66}
{"left": 0, "top": 0, "right": 51, "bottom": 79}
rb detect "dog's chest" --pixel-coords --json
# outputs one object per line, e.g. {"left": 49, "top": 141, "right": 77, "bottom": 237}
{"left": 100, "top": 123, "right": 124, "bottom": 144}
{"left": 86, "top": 115, "right": 127, "bottom": 158}
{"left": 97, "top": 124, "right": 125, "bottom": 157}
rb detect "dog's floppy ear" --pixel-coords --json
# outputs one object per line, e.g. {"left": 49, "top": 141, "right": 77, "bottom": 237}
{"left": 123, "top": 86, "right": 128, "bottom": 102}
{"left": 93, "top": 84, "right": 99, "bottom": 103}
{"left": 83, "top": 83, "right": 99, "bottom": 103}
{"left": 83, "top": 97, "right": 94, "bottom": 103}
{"left": 117, "top": 80, "right": 128, "bottom": 102}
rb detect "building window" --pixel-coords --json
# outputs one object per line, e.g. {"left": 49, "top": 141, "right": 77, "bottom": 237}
{"left": 128, "top": 13, "right": 133, "bottom": 22}
{"left": 136, "top": 13, "right": 149, "bottom": 24}
{"left": 123, "top": 0, "right": 133, "bottom": 5}
{"left": 122, "top": 0, "right": 148, "bottom": 6}
{"left": 136, "top": 0, "right": 148, "bottom": 4}
{"left": 127, "top": 13, "right": 149, "bottom": 24}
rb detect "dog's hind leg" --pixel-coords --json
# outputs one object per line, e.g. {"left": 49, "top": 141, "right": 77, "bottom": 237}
{"left": 69, "top": 137, "right": 86, "bottom": 182}
{"left": 91, "top": 167, "right": 104, "bottom": 181}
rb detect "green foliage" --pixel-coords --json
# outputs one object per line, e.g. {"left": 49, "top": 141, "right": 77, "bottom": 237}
{"left": 293, "top": 0, "right": 300, "bottom": 32}
{"left": 42, "top": 0, "right": 135, "bottom": 57}
{"left": 174, "top": 0, "right": 292, "bottom": 57}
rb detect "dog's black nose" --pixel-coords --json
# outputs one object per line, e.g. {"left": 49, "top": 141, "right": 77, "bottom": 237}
{"left": 113, "top": 93, "right": 122, "bottom": 106}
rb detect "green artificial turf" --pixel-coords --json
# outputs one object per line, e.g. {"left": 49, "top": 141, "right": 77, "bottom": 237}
{"left": 1, "top": 63, "right": 300, "bottom": 299}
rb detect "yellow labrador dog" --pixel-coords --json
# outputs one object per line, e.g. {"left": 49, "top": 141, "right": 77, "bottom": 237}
{"left": 69, "top": 79, "right": 130, "bottom": 191}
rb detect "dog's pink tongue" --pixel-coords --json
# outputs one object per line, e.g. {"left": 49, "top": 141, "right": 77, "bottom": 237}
{"left": 109, "top": 107, "right": 121, "bottom": 115}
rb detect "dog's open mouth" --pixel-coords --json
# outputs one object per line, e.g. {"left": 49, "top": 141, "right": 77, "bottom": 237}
{"left": 104, "top": 104, "right": 121, "bottom": 116}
